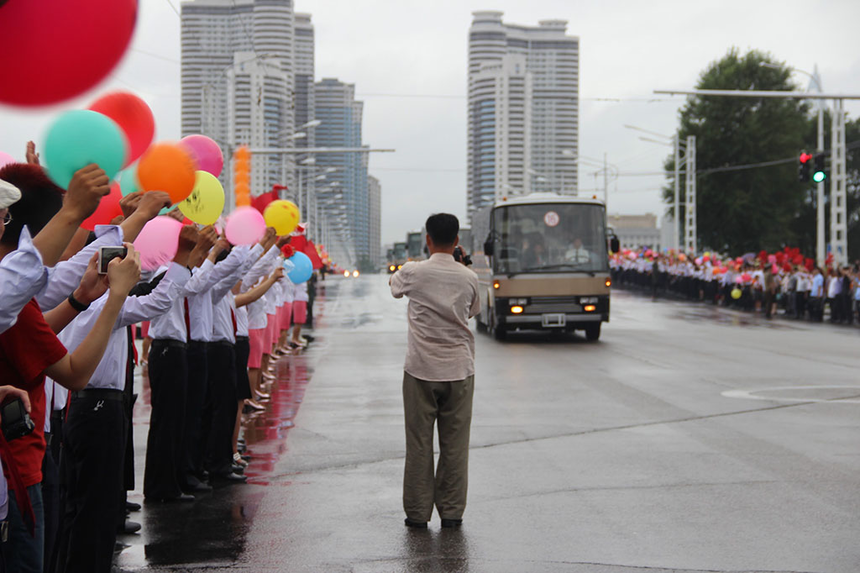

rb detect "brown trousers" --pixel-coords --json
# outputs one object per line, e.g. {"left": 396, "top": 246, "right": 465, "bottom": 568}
{"left": 402, "top": 371, "right": 474, "bottom": 522}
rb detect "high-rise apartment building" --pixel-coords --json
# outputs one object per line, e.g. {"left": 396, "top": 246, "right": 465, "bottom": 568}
{"left": 368, "top": 175, "right": 382, "bottom": 269}
{"left": 314, "top": 78, "right": 368, "bottom": 265}
{"left": 467, "top": 11, "right": 579, "bottom": 220}
{"left": 294, "top": 13, "right": 315, "bottom": 164}
{"left": 181, "top": 0, "right": 295, "bottom": 206}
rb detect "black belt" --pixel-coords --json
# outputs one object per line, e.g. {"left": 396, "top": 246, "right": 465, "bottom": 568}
{"left": 235, "top": 336, "right": 249, "bottom": 342}
{"left": 210, "top": 340, "right": 234, "bottom": 348}
{"left": 153, "top": 338, "right": 186, "bottom": 349}
{"left": 188, "top": 340, "right": 208, "bottom": 348}
{"left": 71, "top": 388, "right": 125, "bottom": 402}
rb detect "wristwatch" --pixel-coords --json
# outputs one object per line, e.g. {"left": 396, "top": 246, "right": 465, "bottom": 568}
{"left": 68, "top": 292, "right": 90, "bottom": 312}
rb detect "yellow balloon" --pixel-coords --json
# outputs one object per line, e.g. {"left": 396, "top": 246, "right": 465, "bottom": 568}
{"left": 263, "top": 200, "right": 299, "bottom": 236}
{"left": 178, "top": 171, "right": 225, "bottom": 225}
{"left": 731, "top": 288, "right": 742, "bottom": 300}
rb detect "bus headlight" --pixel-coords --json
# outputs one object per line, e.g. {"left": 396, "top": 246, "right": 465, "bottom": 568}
{"left": 493, "top": 281, "right": 500, "bottom": 289}
{"left": 510, "top": 306, "right": 524, "bottom": 314}
{"left": 584, "top": 305, "right": 596, "bottom": 312}
{"left": 389, "top": 265, "right": 395, "bottom": 272}
{"left": 605, "top": 278, "right": 612, "bottom": 287}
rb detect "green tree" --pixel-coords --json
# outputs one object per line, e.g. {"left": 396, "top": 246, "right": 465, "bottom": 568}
{"left": 663, "top": 48, "right": 810, "bottom": 254}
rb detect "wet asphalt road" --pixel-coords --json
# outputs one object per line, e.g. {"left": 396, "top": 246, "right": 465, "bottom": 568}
{"left": 117, "top": 275, "right": 860, "bottom": 573}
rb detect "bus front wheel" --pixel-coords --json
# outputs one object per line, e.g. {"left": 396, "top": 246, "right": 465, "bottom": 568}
{"left": 584, "top": 323, "right": 601, "bottom": 342}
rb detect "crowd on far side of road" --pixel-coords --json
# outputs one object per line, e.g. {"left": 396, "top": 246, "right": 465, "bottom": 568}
{"left": 611, "top": 248, "right": 860, "bottom": 324}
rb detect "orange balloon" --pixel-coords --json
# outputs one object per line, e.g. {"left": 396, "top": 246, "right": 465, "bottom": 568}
{"left": 137, "top": 142, "right": 197, "bottom": 204}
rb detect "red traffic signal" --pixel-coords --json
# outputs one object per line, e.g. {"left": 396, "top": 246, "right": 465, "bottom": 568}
{"left": 799, "top": 152, "right": 813, "bottom": 164}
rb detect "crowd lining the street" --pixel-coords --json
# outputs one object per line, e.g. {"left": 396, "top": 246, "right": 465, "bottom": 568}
{"left": 611, "top": 248, "right": 860, "bottom": 323}
{"left": 0, "top": 149, "right": 321, "bottom": 573}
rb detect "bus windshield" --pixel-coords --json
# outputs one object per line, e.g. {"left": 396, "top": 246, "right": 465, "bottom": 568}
{"left": 492, "top": 203, "right": 608, "bottom": 274}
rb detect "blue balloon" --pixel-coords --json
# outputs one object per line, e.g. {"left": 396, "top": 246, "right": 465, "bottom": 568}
{"left": 44, "top": 110, "right": 127, "bottom": 189}
{"left": 287, "top": 251, "right": 313, "bottom": 284}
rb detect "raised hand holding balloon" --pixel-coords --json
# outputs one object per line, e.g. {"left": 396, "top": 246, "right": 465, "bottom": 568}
{"left": 43, "top": 110, "right": 128, "bottom": 189}
{"left": 178, "top": 171, "right": 225, "bottom": 225}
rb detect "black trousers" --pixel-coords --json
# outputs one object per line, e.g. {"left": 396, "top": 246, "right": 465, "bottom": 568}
{"left": 41, "top": 436, "right": 59, "bottom": 571}
{"left": 56, "top": 391, "right": 126, "bottom": 573}
{"left": 202, "top": 341, "right": 237, "bottom": 476}
{"left": 183, "top": 341, "right": 208, "bottom": 484}
{"left": 144, "top": 340, "right": 187, "bottom": 500}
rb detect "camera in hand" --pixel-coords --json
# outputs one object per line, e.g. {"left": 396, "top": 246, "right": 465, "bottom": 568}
{"left": 1, "top": 398, "right": 35, "bottom": 441}
{"left": 98, "top": 246, "right": 128, "bottom": 274}
{"left": 453, "top": 246, "right": 472, "bottom": 266}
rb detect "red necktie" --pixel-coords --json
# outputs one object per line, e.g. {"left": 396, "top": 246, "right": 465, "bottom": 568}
{"left": 230, "top": 308, "right": 238, "bottom": 338}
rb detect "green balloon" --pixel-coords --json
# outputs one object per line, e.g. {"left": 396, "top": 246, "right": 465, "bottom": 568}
{"left": 118, "top": 164, "right": 140, "bottom": 197}
{"left": 43, "top": 110, "right": 127, "bottom": 189}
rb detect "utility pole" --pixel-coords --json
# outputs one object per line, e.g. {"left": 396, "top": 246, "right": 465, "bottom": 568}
{"left": 603, "top": 152, "right": 609, "bottom": 213}
{"left": 812, "top": 65, "right": 826, "bottom": 267}
{"left": 673, "top": 134, "right": 680, "bottom": 252}
{"left": 684, "top": 135, "right": 697, "bottom": 254}
{"left": 830, "top": 99, "right": 848, "bottom": 264}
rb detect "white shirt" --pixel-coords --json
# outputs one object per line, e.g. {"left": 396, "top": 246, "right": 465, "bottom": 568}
{"left": 37, "top": 224, "right": 123, "bottom": 312}
{"left": 235, "top": 303, "right": 250, "bottom": 337}
{"left": 390, "top": 253, "right": 480, "bottom": 382}
{"left": 0, "top": 227, "right": 48, "bottom": 334}
{"left": 244, "top": 250, "right": 281, "bottom": 330}
{"left": 827, "top": 276, "right": 842, "bottom": 298}
{"left": 186, "top": 245, "right": 262, "bottom": 342}
{"left": 292, "top": 279, "right": 308, "bottom": 303}
{"left": 810, "top": 274, "right": 824, "bottom": 297}
{"left": 209, "top": 246, "right": 264, "bottom": 343}
{"left": 58, "top": 263, "right": 190, "bottom": 390}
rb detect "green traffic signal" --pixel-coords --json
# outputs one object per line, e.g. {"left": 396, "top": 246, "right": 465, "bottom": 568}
{"left": 812, "top": 153, "right": 826, "bottom": 183}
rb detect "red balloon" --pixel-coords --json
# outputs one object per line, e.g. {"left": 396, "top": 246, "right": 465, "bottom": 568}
{"left": 89, "top": 92, "right": 155, "bottom": 166}
{"left": 81, "top": 183, "right": 123, "bottom": 231}
{"left": 0, "top": 0, "right": 137, "bottom": 106}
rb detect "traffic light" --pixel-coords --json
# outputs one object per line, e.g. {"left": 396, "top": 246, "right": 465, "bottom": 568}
{"left": 812, "top": 153, "right": 826, "bottom": 183}
{"left": 798, "top": 152, "right": 812, "bottom": 182}
{"left": 233, "top": 146, "right": 251, "bottom": 207}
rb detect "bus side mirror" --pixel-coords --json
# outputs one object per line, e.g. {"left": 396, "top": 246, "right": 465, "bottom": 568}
{"left": 484, "top": 240, "right": 494, "bottom": 257}
{"left": 609, "top": 236, "right": 620, "bottom": 253}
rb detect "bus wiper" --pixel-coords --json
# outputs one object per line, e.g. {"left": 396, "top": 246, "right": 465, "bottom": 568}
{"left": 507, "top": 263, "right": 597, "bottom": 277}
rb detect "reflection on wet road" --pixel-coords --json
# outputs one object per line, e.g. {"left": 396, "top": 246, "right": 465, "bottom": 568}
{"left": 119, "top": 276, "right": 860, "bottom": 573}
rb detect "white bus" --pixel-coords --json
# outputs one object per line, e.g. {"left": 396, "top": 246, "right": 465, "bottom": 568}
{"left": 471, "top": 193, "right": 617, "bottom": 341}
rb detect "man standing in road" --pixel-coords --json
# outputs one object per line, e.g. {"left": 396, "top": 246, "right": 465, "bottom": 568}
{"left": 390, "top": 213, "right": 480, "bottom": 529}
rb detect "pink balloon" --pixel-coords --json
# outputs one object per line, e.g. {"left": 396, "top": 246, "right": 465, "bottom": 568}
{"left": 0, "top": 151, "right": 16, "bottom": 169}
{"left": 225, "top": 206, "right": 266, "bottom": 246}
{"left": 133, "top": 216, "right": 182, "bottom": 271}
{"left": 179, "top": 135, "right": 224, "bottom": 177}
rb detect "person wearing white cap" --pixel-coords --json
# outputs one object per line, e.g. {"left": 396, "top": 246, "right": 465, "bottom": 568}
{"left": 0, "top": 178, "right": 48, "bottom": 334}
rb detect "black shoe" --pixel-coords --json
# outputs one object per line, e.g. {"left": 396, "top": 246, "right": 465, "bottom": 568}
{"left": 231, "top": 464, "right": 245, "bottom": 475}
{"left": 186, "top": 481, "right": 213, "bottom": 493}
{"left": 117, "top": 520, "right": 141, "bottom": 534}
{"left": 404, "top": 518, "right": 427, "bottom": 529}
{"left": 126, "top": 501, "right": 141, "bottom": 512}
{"left": 146, "top": 493, "right": 194, "bottom": 503}
{"left": 215, "top": 471, "right": 247, "bottom": 483}
{"left": 441, "top": 518, "right": 463, "bottom": 528}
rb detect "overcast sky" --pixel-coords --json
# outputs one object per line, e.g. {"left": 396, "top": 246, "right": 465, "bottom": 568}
{"left": 1, "top": 0, "right": 859, "bottom": 246}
